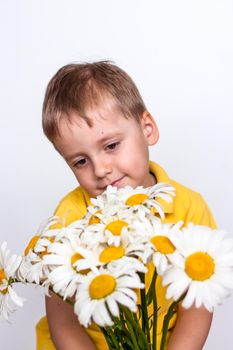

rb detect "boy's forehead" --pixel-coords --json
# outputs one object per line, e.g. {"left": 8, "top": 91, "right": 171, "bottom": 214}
{"left": 55, "top": 107, "right": 134, "bottom": 158}
{"left": 55, "top": 95, "right": 142, "bottom": 146}
{"left": 56, "top": 108, "right": 127, "bottom": 144}
{"left": 84, "top": 96, "right": 122, "bottom": 122}
{"left": 65, "top": 99, "right": 128, "bottom": 130}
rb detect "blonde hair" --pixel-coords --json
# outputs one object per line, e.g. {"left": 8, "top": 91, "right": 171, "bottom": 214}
{"left": 42, "top": 61, "right": 146, "bottom": 142}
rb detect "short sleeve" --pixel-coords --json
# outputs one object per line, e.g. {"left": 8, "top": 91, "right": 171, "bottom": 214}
{"left": 52, "top": 188, "right": 88, "bottom": 227}
{"left": 184, "top": 193, "right": 216, "bottom": 229}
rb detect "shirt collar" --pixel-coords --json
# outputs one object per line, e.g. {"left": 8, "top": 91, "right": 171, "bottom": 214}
{"left": 82, "top": 161, "right": 175, "bottom": 214}
{"left": 149, "top": 161, "right": 175, "bottom": 214}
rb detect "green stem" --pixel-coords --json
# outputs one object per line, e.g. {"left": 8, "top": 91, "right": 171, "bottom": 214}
{"left": 138, "top": 328, "right": 151, "bottom": 350}
{"left": 108, "top": 328, "right": 121, "bottom": 350}
{"left": 125, "top": 309, "right": 140, "bottom": 350}
{"left": 101, "top": 327, "right": 120, "bottom": 350}
{"left": 151, "top": 270, "right": 158, "bottom": 350}
{"left": 123, "top": 307, "right": 141, "bottom": 350}
{"left": 139, "top": 273, "right": 151, "bottom": 343}
{"left": 119, "top": 313, "right": 135, "bottom": 348}
{"left": 65, "top": 298, "right": 74, "bottom": 306}
{"left": 160, "top": 295, "right": 184, "bottom": 350}
{"left": 132, "top": 313, "right": 150, "bottom": 350}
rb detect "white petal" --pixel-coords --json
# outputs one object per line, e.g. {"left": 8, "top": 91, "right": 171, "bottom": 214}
{"left": 106, "top": 297, "right": 119, "bottom": 317}
{"left": 182, "top": 282, "right": 198, "bottom": 309}
{"left": 8, "top": 286, "right": 25, "bottom": 307}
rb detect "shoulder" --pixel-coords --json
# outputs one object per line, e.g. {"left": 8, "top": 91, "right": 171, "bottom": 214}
{"left": 171, "top": 179, "right": 202, "bottom": 209}
{"left": 150, "top": 161, "right": 207, "bottom": 210}
{"left": 170, "top": 179, "right": 217, "bottom": 228}
{"left": 53, "top": 186, "right": 90, "bottom": 225}
{"left": 149, "top": 161, "right": 216, "bottom": 228}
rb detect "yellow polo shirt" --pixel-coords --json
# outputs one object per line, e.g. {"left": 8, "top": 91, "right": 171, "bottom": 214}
{"left": 36, "top": 161, "right": 216, "bottom": 350}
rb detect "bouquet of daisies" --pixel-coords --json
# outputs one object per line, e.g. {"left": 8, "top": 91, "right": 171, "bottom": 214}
{"left": 1, "top": 183, "right": 233, "bottom": 349}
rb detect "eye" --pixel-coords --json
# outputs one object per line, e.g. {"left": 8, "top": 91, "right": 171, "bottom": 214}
{"left": 106, "top": 141, "right": 120, "bottom": 151}
{"left": 73, "top": 158, "right": 87, "bottom": 168}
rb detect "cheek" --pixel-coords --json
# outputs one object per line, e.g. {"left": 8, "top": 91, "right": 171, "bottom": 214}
{"left": 72, "top": 169, "right": 91, "bottom": 188}
{"left": 126, "top": 140, "right": 149, "bottom": 165}
{"left": 120, "top": 147, "right": 149, "bottom": 176}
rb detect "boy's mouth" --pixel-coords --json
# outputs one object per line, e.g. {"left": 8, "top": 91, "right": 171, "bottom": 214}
{"left": 99, "top": 176, "right": 126, "bottom": 190}
{"left": 110, "top": 176, "right": 125, "bottom": 188}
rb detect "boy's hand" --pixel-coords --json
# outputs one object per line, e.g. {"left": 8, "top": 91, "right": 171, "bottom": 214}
{"left": 167, "top": 303, "right": 213, "bottom": 350}
{"left": 46, "top": 293, "right": 97, "bottom": 350}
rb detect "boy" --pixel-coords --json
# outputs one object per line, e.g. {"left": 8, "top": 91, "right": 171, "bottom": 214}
{"left": 36, "top": 61, "right": 216, "bottom": 350}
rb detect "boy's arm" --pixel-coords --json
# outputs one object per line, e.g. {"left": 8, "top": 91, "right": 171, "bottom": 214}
{"left": 167, "top": 192, "right": 215, "bottom": 349}
{"left": 46, "top": 293, "right": 97, "bottom": 350}
{"left": 45, "top": 192, "right": 96, "bottom": 349}
{"left": 167, "top": 304, "right": 213, "bottom": 350}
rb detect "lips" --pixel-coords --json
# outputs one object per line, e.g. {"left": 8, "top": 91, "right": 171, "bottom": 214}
{"left": 110, "top": 176, "right": 125, "bottom": 187}
{"left": 98, "top": 176, "right": 125, "bottom": 191}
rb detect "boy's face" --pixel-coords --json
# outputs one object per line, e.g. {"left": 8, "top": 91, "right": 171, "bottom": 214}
{"left": 55, "top": 98, "right": 159, "bottom": 198}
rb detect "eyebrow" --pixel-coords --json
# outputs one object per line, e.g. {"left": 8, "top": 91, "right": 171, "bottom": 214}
{"left": 96, "top": 132, "right": 122, "bottom": 144}
{"left": 65, "top": 132, "right": 123, "bottom": 161}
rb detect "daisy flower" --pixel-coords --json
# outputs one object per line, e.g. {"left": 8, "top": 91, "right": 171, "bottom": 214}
{"left": 81, "top": 190, "right": 126, "bottom": 230}
{"left": 43, "top": 232, "right": 100, "bottom": 299}
{"left": 23, "top": 215, "right": 60, "bottom": 259}
{"left": 18, "top": 234, "right": 54, "bottom": 285}
{"left": 78, "top": 206, "right": 104, "bottom": 229}
{"left": 0, "top": 242, "right": 25, "bottom": 321}
{"left": 18, "top": 252, "right": 52, "bottom": 286}
{"left": 97, "top": 241, "right": 146, "bottom": 267}
{"left": 74, "top": 259, "right": 145, "bottom": 327}
{"left": 117, "top": 183, "right": 175, "bottom": 219}
{"left": 18, "top": 217, "right": 59, "bottom": 285}
{"left": 89, "top": 185, "right": 120, "bottom": 216}
{"left": 68, "top": 220, "right": 147, "bottom": 274}
{"left": 19, "top": 214, "right": 85, "bottom": 287}
{"left": 88, "top": 183, "right": 175, "bottom": 220}
{"left": 81, "top": 210, "right": 134, "bottom": 248}
{"left": 134, "top": 217, "right": 183, "bottom": 274}
{"left": 93, "top": 232, "right": 148, "bottom": 274}
{"left": 162, "top": 224, "right": 233, "bottom": 311}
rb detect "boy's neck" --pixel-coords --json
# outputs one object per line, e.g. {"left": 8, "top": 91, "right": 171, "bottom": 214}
{"left": 150, "top": 172, "right": 157, "bottom": 186}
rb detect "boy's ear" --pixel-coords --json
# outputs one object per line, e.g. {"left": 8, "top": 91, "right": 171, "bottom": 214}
{"left": 140, "top": 111, "right": 159, "bottom": 146}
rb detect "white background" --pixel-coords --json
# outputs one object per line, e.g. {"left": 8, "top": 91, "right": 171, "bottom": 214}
{"left": 0, "top": 1, "right": 233, "bottom": 349}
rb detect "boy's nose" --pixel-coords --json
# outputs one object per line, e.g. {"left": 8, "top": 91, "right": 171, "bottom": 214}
{"left": 93, "top": 159, "right": 112, "bottom": 179}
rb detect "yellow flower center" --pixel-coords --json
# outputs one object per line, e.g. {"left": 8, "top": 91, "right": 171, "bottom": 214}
{"left": 88, "top": 210, "right": 102, "bottom": 225}
{"left": 41, "top": 237, "right": 55, "bottom": 258}
{"left": 105, "top": 220, "right": 128, "bottom": 236}
{"left": 99, "top": 246, "right": 125, "bottom": 263}
{"left": 185, "top": 252, "right": 215, "bottom": 281}
{"left": 24, "top": 235, "right": 40, "bottom": 256}
{"left": 0, "top": 269, "right": 7, "bottom": 284}
{"left": 125, "top": 193, "right": 149, "bottom": 206}
{"left": 150, "top": 236, "right": 175, "bottom": 254}
{"left": 89, "top": 274, "right": 116, "bottom": 299}
{"left": 71, "top": 252, "right": 83, "bottom": 266}
{"left": 0, "top": 269, "right": 8, "bottom": 294}
{"left": 70, "top": 252, "right": 89, "bottom": 275}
